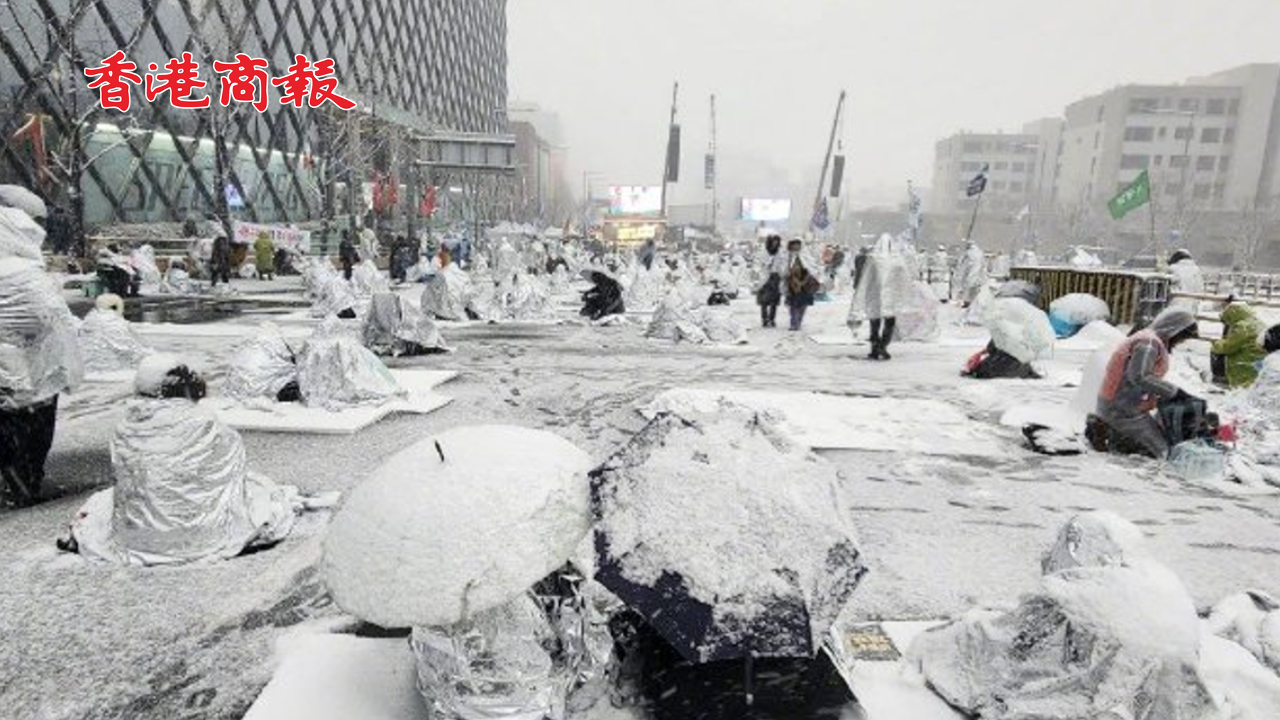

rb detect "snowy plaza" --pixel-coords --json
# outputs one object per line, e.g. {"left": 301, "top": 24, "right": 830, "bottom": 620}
{"left": 5, "top": 1, "right": 1280, "bottom": 718}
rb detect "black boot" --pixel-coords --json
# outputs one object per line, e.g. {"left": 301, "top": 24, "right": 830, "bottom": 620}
{"left": 879, "top": 318, "right": 896, "bottom": 360}
{"left": 868, "top": 319, "right": 883, "bottom": 359}
{"left": 761, "top": 306, "right": 770, "bottom": 328}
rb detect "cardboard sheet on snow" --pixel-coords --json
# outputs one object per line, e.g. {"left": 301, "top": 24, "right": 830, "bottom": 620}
{"left": 644, "top": 389, "right": 1008, "bottom": 457}
{"left": 244, "top": 630, "right": 643, "bottom": 720}
{"left": 82, "top": 369, "right": 138, "bottom": 384}
{"left": 210, "top": 369, "right": 459, "bottom": 435}
{"left": 134, "top": 322, "right": 312, "bottom": 340}
{"left": 829, "top": 622, "right": 964, "bottom": 720}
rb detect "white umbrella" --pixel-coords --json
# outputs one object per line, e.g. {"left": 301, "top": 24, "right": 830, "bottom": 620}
{"left": 323, "top": 425, "right": 592, "bottom": 628}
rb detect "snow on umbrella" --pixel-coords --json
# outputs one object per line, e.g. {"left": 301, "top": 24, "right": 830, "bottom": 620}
{"left": 983, "top": 296, "right": 1057, "bottom": 364}
{"left": 590, "top": 407, "right": 868, "bottom": 663}
{"left": 323, "top": 425, "right": 592, "bottom": 628}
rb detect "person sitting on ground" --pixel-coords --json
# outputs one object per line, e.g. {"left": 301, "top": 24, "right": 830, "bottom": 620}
{"left": 363, "top": 292, "right": 449, "bottom": 357}
{"left": 222, "top": 325, "right": 302, "bottom": 403}
{"left": 78, "top": 293, "right": 151, "bottom": 373}
{"left": 963, "top": 282, "right": 1048, "bottom": 380}
{"left": 580, "top": 268, "right": 626, "bottom": 321}
{"left": 1092, "top": 308, "right": 1200, "bottom": 459}
{"left": 1212, "top": 302, "right": 1267, "bottom": 389}
{"left": 62, "top": 354, "right": 301, "bottom": 565}
{"left": 1266, "top": 324, "right": 1280, "bottom": 355}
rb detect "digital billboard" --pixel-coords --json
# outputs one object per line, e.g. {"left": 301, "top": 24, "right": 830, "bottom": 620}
{"left": 740, "top": 198, "right": 792, "bottom": 222}
{"left": 608, "top": 186, "right": 663, "bottom": 215}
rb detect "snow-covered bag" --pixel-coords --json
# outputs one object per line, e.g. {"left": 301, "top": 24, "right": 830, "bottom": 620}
{"left": 71, "top": 397, "right": 298, "bottom": 565}
{"left": 0, "top": 206, "right": 46, "bottom": 261}
{"left": 297, "top": 317, "right": 403, "bottom": 409}
{"left": 362, "top": 292, "right": 448, "bottom": 357}
{"left": 0, "top": 257, "right": 82, "bottom": 409}
{"left": 909, "top": 512, "right": 1218, "bottom": 720}
{"left": 420, "top": 263, "right": 476, "bottom": 321}
{"left": 78, "top": 307, "right": 151, "bottom": 373}
{"left": 222, "top": 325, "right": 300, "bottom": 401}
{"left": 1050, "top": 293, "right": 1111, "bottom": 326}
{"left": 983, "top": 296, "right": 1056, "bottom": 363}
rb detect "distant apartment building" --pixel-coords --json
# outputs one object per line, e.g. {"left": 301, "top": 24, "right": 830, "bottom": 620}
{"left": 1056, "top": 64, "right": 1280, "bottom": 213}
{"left": 929, "top": 132, "right": 1041, "bottom": 216}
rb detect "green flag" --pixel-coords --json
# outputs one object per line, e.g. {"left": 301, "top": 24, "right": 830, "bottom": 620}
{"left": 1108, "top": 170, "right": 1151, "bottom": 220}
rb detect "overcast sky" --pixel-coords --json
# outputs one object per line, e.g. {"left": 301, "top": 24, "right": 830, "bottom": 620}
{"left": 508, "top": 0, "right": 1280, "bottom": 207}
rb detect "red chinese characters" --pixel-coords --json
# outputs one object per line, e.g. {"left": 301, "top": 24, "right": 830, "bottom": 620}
{"left": 84, "top": 51, "right": 143, "bottom": 112}
{"left": 213, "top": 54, "right": 271, "bottom": 112}
{"left": 271, "top": 55, "right": 356, "bottom": 110}
{"left": 85, "top": 52, "right": 356, "bottom": 112}
{"left": 144, "top": 52, "right": 211, "bottom": 108}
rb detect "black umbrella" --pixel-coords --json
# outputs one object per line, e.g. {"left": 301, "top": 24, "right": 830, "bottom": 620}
{"left": 589, "top": 411, "right": 868, "bottom": 665}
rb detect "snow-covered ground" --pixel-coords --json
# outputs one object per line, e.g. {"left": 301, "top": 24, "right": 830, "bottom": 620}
{"left": 3, "top": 277, "right": 1279, "bottom": 719}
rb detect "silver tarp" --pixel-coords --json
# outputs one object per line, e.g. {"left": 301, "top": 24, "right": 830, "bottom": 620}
{"left": 0, "top": 257, "right": 83, "bottom": 410}
{"left": 410, "top": 574, "right": 615, "bottom": 720}
{"left": 646, "top": 292, "right": 708, "bottom": 343}
{"left": 362, "top": 293, "right": 449, "bottom": 357}
{"left": 71, "top": 398, "right": 298, "bottom": 565}
{"left": 352, "top": 259, "right": 390, "bottom": 297}
{"left": 78, "top": 308, "right": 151, "bottom": 373}
{"left": 0, "top": 207, "right": 45, "bottom": 261}
{"left": 909, "top": 512, "right": 1218, "bottom": 720}
{"left": 222, "top": 326, "right": 300, "bottom": 401}
{"left": 298, "top": 317, "right": 403, "bottom": 409}
{"left": 311, "top": 275, "right": 358, "bottom": 319}
{"left": 421, "top": 264, "right": 476, "bottom": 321}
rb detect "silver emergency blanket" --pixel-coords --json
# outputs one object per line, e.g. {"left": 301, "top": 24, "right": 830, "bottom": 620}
{"left": 624, "top": 264, "right": 664, "bottom": 312}
{"left": 495, "top": 272, "right": 553, "bottom": 322}
{"left": 129, "top": 245, "right": 162, "bottom": 289}
{"left": 160, "top": 265, "right": 194, "bottom": 294}
{"left": 646, "top": 292, "right": 708, "bottom": 343}
{"left": 0, "top": 258, "right": 83, "bottom": 410}
{"left": 298, "top": 317, "right": 403, "bottom": 409}
{"left": 909, "top": 512, "right": 1218, "bottom": 720}
{"left": 361, "top": 292, "right": 449, "bottom": 357}
{"left": 78, "top": 308, "right": 151, "bottom": 373}
{"left": 699, "top": 306, "right": 748, "bottom": 344}
{"left": 312, "top": 274, "right": 358, "bottom": 319}
{"left": 410, "top": 577, "right": 615, "bottom": 720}
{"left": 0, "top": 206, "right": 45, "bottom": 261}
{"left": 70, "top": 398, "right": 298, "bottom": 565}
{"left": 420, "top": 264, "right": 476, "bottom": 321}
{"left": 222, "top": 326, "right": 300, "bottom": 401}
{"left": 351, "top": 259, "right": 389, "bottom": 297}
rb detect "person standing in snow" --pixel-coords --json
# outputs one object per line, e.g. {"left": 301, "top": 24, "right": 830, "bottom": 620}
{"left": 953, "top": 239, "right": 987, "bottom": 307}
{"left": 338, "top": 230, "right": 358, "bottom": 281}
{"left": 0, "top": 187, "right": 82, "bottom": 507}
{"left": 210, "top": 229, "right": 232, "bottom": 286}
{"left": 1094, "top": 308, "right": 1200, "bottom": 459}
{"left": 1167, "top": 249, "right": 1204, "bottom": 315}
{"left": 784, "top": 238, "right": 820, "bottom": 332}
{"left": 253, "top": 231, "right": 275, "bottom": 281}
{"left": 755, "top": 234, "right": 785, "bottom": 328}
{"left": 850, "top": 236, "right": 912, "bottom": 361}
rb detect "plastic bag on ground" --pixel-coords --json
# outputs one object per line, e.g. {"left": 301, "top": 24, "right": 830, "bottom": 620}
{"left": 78, "top": 308, "right": 151, "bottom": 373}
{"left": 0, "top": 258, "right": 83, "bottom": 409}
{"left": 70, "top": 398, "right": 299, "bottom": 565}
{"left": 222, "top": 325, "right": 301, "bottom": 401}
{"left": 297, "top": 317, "right": 403, "bottom": 409}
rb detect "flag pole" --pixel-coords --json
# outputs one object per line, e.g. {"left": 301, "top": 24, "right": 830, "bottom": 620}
{"left": 965, "top": 192, "right": 983, "bottom": 241}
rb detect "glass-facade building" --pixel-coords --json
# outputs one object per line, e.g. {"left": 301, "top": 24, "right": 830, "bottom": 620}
{"left": 0, "top": 0, "right": 511, "bottom": 228}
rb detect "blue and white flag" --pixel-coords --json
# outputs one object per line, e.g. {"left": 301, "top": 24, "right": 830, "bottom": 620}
{"left": 966, "top": 164, "right": 990, "bottom": 198}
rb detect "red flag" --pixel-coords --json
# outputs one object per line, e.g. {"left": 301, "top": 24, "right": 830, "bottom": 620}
{"left": 420, "top": 186, "right": 437, "bottom": 217}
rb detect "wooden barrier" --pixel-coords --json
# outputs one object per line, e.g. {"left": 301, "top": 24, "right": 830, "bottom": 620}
{"left": 1009, "top": 266, "right": 1171, "bottom": 326}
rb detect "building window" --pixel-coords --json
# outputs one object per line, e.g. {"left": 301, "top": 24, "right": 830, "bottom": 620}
{"left": 1193, "top": 183, "right": 1212, "bottom": 200}
{"left": 1178, "top": 98, "right": 1200, "bottom": 113}
{"left": 1027, "top": 162, "right": 1036, "bottom": 175}
{"left": 1011, "top": 162, "right": 1026, "bottom": 172}
{"left": 1228, "top": 98, "right": 1241, "bottom": 115}
{"left": 1196, "top": 156, "right": 1216, "bottom": 172}
{"left": 1009, "top": 182, "right": 1024, "bottom": 193}
{"left": 991, "top": 181, "right": 1006, "bottom": 191}
{"left": 960, "top": 161, "right": 983, "bottom": 172}
{"left": 1206, "top": 98, "right": 1227, "bottom": 115}
{"left": 1165, "top": 183, "right": 1182, "bottom": 197}
{"left": 1153, "top": 155, "right": 1164, "bottom": 167}
{"left": 1128, "top": 97, "right": 1158, "bottom": 114}
{"left": 1213, "top": 183, "right": 1226, "bottom": 199}
{"left": 1120, "top": 154, "right": 1150, "bottom": 169}
{"left": 1174, "top": 126, "right": 1194, "bottom": 141}
{"left": 1219, "top": 155, "right": 1231, "bottom": 172}
{"left": 1123, "top": 126, "right": 1154, "bottom": 142}
{"left": 963, "top": 141, "right": 984, "bottom": 153}
{"left": 1096, "top": 104, "right": 1105, "bottom": 122}
{"left": 993, "top": 161, "right": 1008, "bottom": 170}
{"left": 1157, "top": 126, "right": 1168, "bottom": 139}
{"left": 1170, "top": 155, "right": 1189, "bottom": 169}
{"left": 1094, "top": 132, "right": 1101, "bottom": 149}
{"left": 1223, "top": 128, "right": 1236, "bottom": 144}
{"left": 1201, "top": 127, "right": 1222, "bottom": 143}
